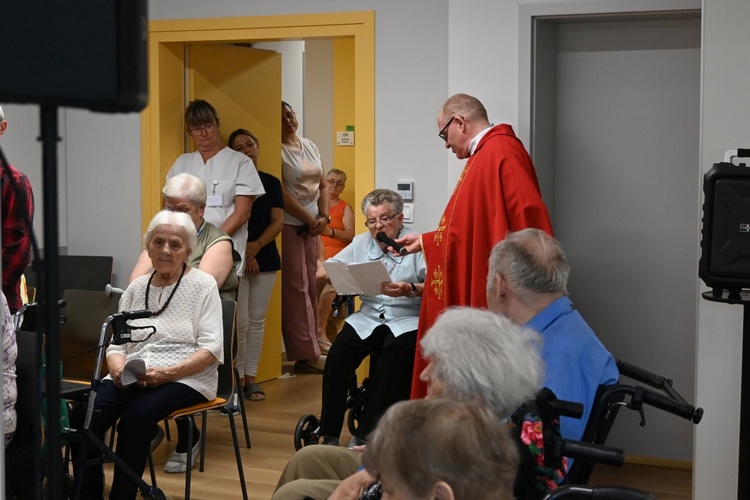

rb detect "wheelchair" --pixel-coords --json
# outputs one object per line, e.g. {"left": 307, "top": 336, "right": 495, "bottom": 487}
{"left": 294, "top": 369, "right": 372, "bottom": 451}
{"left": 294, "top": 294, "right": 371, "bottom": 451}
{"left": 564, "top": 359, "right": 703, "bottom": 486}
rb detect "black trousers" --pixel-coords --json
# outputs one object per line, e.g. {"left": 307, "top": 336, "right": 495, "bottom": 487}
{"left": 71, "top": 379, "right": 206, "bottom": 499}
{"left": 319, "top": 322, "right": 416, "bottom": 440}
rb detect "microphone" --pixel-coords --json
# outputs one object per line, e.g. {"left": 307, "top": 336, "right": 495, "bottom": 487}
{"left": 376, "top": 232, "right": 408, "bottom": 256}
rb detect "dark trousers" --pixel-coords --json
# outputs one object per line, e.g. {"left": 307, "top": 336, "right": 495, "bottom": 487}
{"left": 319, "top": 323, "right": 416, "bottom": 440}
{"left": 71, "top": 379, "right": 206, "bottom": 500}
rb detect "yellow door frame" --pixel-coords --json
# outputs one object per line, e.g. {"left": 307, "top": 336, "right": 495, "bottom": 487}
{"left": 140, "top": 11, "right": 376, "bottom": 231}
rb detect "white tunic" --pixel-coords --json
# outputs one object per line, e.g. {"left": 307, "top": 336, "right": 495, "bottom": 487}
{"left": 167, "top": 147, "right": 265, "bottom": 274}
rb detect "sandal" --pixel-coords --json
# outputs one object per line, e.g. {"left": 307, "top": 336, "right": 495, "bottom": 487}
{"left": 243, "top": 382, "right": 266, "bottom": 402}
{"left": 318, "top": 338, "right": 332, "bottom": 355}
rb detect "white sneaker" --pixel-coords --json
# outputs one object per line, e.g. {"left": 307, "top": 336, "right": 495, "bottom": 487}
{"left": 163, "top": 440, "right": 200, "bottom": 473}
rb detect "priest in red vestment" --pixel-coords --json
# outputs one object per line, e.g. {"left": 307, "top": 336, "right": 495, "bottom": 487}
{"left": 395, "top": 94, "right": 554, "bottom": 398}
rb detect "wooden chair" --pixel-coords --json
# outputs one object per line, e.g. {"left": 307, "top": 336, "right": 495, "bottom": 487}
{"left": 150, "top": 300, "right": 248, "bottom": 500}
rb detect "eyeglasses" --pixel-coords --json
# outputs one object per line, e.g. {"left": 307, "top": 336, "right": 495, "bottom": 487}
{"left": 438, "top": 116, "right": 456, "bottom": 142}
{"left": 364, "top": 213, "right": 400, "bottom": 228}
{"left": 327, "top": 179, "right": 345, "bottom": 188}
{"left": 188, "top": 123, "right": 216, "bottom": 134}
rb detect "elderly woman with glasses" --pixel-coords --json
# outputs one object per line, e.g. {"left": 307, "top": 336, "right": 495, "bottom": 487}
{"left": 315, "top": 188, "right": 426, "bottom": 448}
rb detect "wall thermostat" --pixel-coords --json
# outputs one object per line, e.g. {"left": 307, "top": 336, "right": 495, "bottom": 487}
{"left": 397, "top": 180, "right": 414, "bottom": 201}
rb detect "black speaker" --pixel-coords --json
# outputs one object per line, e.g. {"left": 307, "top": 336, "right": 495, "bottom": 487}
{"left": 699, "top": 149, "right": 750, "bottom": 294}
{"left": 0, "top": 0, "right": 147, "bottom": 113}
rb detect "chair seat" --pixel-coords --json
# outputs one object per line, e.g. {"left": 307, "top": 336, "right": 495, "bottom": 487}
{"left": 166, "top": 398, "right": 227, "bottom": 420}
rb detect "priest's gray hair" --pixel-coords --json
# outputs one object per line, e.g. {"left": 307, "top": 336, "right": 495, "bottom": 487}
{"left": 420, "top": 307, "right": 544, "bottom": 419}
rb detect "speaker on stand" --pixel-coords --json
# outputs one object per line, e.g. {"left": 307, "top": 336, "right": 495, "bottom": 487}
{"left": 700, "top": 148, "right": 750, "bottom": 500}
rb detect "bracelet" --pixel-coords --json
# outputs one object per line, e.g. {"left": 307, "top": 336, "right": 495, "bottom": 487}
{"left": 408, "top": 283, "right": 418, "bottom": 298}
{"left": 256, "top": 239, "right": 263, "bottom": 248}
{"left": 331, "top": 229, "right": 335, "bottom": 238}
{"left": 317, "top": 213, "right": 331, "bottom": 223}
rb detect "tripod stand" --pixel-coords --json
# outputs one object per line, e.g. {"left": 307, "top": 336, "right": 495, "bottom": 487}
{"left": 64, "top": 310, "right": 166, "bottom": 500}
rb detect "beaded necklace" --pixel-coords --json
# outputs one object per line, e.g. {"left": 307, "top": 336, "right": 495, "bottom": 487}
{"left": 144, "top": 263, "right": 186, "bottom": 316}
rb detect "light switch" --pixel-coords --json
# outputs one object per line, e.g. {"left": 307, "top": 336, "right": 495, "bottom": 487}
{"left": 403, "top": 203, "right": 414, "bottom": 223}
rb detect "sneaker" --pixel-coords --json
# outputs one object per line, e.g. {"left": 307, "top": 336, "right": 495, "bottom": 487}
{"left": 321, "top": 436, "right": 340, "bottom": 446}
{"left": 163, "top": 440, "right": 200, "bottom": 473}
{"left": 220, "top": 404, "right": 240, "bottom": 415}
{"left": 347, "top": 435, "right": 366, "bottom": 447}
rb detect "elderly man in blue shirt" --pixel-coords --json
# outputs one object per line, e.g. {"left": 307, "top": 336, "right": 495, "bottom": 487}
{"left": 317, "top": 189, "right": 426, "bottom": 447}
{"left": 486, "top": 227, "right": 619, "bottom": 442}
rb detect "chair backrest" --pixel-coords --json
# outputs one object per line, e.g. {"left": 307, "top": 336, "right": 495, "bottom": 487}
{"left": 26, "top": 255, "right": 114, "bottom": 296}
{"left": 216, "top": 300, "right": 237, "bottom": 401}
{"left": 59, "top": 289, "right": 120, "bottom": 380}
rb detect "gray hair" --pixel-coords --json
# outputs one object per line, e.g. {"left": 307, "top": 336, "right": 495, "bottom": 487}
{"left": 162, "top": 173, "right": 207, "bottom": 206}
{"left": 439, "top": 93, "right": 489, "bottom": 123}
{"left": 420, "top": 307, "right": 544, "bottom": 419}
{"left": 360, "top": 189, "right": 403, "bottom": 215}
{"left": 0, "top": 105, "right": 4, "bottom": 122}
{"left": 143, "top": 210, "right": 197, "bottom": 254}
{"left": 487, "top": 228, "right": 569, "bottom": 302}
{"left": 362, "top": 398, "right": 518, "bottom": 500}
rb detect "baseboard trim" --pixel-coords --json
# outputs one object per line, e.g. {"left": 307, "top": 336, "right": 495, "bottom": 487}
{"left": 624, "top": 455, "right": 693, "bottom": 470}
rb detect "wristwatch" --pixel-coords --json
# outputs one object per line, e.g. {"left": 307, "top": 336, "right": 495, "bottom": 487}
{"left": 408, "top": 283, "right": 418, "bottom": 298}
{"left": 318, "top": 213, "right": 331, "bottom": 223}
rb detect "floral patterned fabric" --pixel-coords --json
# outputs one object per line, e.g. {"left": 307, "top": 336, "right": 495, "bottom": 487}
{"left": 511, "top": 388, "right": 568, "bottom": 499}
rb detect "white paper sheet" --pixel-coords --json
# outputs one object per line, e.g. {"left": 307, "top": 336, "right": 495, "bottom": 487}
{"left": 119, "top": 358, "right": 147, "bottom": 386}
{"left": 322, "top": 260, "right": 392, "bottom": 296}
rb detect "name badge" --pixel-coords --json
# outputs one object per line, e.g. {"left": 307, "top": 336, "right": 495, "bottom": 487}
{"left": 206, "top": 195, "right": 222, "bottom": 207}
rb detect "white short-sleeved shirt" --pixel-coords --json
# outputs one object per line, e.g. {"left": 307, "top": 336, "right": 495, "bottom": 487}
{"left": 281, "top": 137, "right": 323, "bottom": 225}
{"left": 167, "top": 147, "right": 265, "bottom": 274}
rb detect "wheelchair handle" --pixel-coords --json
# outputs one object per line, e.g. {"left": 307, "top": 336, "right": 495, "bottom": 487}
{"left": 616, "top": 359, "right": 688, "bottom": 404}
{"left": 616, "top": 360, "right": 668, "bottom": 388}
{"left": 554, "top": 439, "right": 624, "bottom": 467}
{"left": 546, "top": 398, "right": 584, "bottom": 419}
{"left": 639, "top": 388, "right": 703, "bottom": 424}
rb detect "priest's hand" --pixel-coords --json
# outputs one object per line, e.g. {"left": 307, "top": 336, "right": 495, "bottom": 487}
{"left": 394, "top": 233, "right": 422, "bottom": 255}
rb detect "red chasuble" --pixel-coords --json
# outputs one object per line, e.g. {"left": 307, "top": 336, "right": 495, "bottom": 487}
{"left": 411, "top": 124, "right": 553, "bottom": 398}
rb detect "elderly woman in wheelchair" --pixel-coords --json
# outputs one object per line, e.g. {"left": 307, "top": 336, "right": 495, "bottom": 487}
{"left": 72, "top": 210, "right": 223, "bottom": 500}
{"left": 313, "top": 189, "right": 426, "bottom": 448}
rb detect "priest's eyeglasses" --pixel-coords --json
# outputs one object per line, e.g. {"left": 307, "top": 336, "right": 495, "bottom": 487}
{"left": 438, "top": 116, "right": 456, "bottom": 142}
{"left": 365, "top": 213, "right": 399, "bottom": 228}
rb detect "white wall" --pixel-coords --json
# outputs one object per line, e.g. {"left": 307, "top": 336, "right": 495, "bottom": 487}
{"left": 695, "top": 0, "right": 750, "bottom": 496}
{"left": 6, "top": 0, "right": 748, "bottom": 495}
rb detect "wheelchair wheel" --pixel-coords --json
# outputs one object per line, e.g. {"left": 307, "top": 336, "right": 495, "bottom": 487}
{"left": 347, "top": 397, "right": 365, "bottom": 435}
{"left": 294, "top": 414, "right": 320, "bottom": 451}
